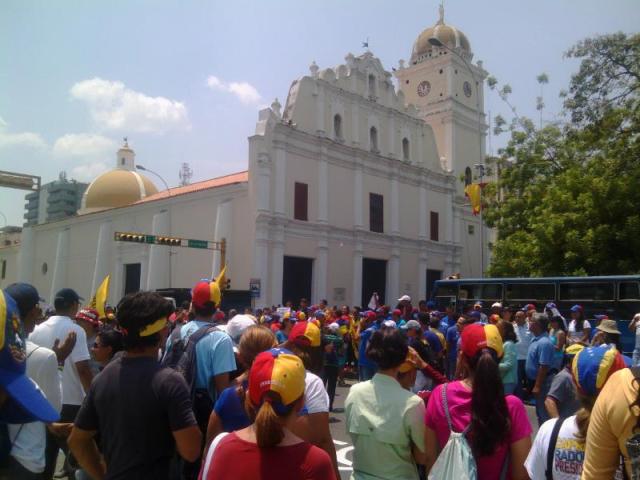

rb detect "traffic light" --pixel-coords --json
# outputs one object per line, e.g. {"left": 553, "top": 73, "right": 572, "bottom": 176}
{"left": 114, "top": 232, "right": 149, "bottom": 243}
{"left": 225, "top": 278, "right": 231, "bottom": 290}
{"left": 156, "top": 236, "right": 182, "bottom": 247}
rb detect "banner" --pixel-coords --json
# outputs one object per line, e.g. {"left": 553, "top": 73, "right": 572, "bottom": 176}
{"left": 89, "top": 275, "right": 110, "bottom": 318}
{"left": 464, "top": 183, "right": 482, "bottom": 215}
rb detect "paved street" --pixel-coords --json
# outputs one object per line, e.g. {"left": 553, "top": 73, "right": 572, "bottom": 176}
{"left": 330, "top": 382, "right": 539, "bottom": 480}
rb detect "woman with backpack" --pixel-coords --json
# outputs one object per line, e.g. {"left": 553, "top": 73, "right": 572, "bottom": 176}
{"left": 424, "top": 323, "right": 532, "bottom": 479}
{"left": 525, "top": 344, "right": 627, "bottom": 479}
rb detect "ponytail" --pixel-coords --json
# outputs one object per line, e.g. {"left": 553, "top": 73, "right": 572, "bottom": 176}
{"left": 244, "top": 392, "right": 298, "bottom": 448}
{"left": 469, "top": 349, "right": 510, "bottom": 456}
{"left": 575, "top": 394, "right": 596, "bottom": 440}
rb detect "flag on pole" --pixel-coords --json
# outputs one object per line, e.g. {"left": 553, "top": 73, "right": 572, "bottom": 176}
{"left": 464, "top": 183, "right": 483, "bottom": 215}
{"left": 89, "top": 275, "right": 110, "bottom": 318}
{"left": 367, "top": 292, "right": 379, "bottom": 310}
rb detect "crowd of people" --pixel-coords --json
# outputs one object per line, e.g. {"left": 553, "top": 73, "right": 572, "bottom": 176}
{"left": 1, "top": 279, "right": 639, "bottom": 479}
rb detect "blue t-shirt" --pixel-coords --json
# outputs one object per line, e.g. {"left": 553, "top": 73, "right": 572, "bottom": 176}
{"left": 525, "top": 333, "right": 555, "bottom": 380}
{"left": 358, "top": 325, "right": 378, "bottom": 368}
{"left": 439, "top": 317, "right": 451, "bottom": 336}
{"left": 275, "top": 329, "right": 287, "bottom": 344}
{"left": 213, "top": 385, "right": 251, "bottom": 432}
{"left": 178, "top": 320, "right": 237, "bottom": 401}
{"left": 423, "top": 329, "right": 443, "bottom": 354}
{"left": 445, "top": 325, "right": 459, "bottom": 361}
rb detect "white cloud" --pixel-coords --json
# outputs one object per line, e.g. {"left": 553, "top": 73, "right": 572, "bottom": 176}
{"left": 53, "top": 133, "right": 117, "bottom": 159}
{"left": 0, "top": 116, "right": 47, "bottom": 150}
{"left": 206, "top": 75, "right": 261, "bottom": 105}
{"left": 70, "top": 78, "right": 190, "bottom": 134}
{"left": 70, "top": 162, "right": 109, "bottom": 182}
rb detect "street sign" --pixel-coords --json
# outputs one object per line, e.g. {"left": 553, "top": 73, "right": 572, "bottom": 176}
{"left": 187, "top": 239, "right": 208, "bottom": 249}
{"left": 0, "top": 170, "right": 41, "bottom": 191}
{"left": 249, "top": 278, "right": 261, "bottom": 297}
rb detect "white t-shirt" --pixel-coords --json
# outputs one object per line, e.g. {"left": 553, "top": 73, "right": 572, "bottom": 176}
{"left": 29, "top": 315, "right": 90, "bottom": 406}
{"left": 8, "top": 381, "right": 48, "bottom": 474}
{"left": 567, "top": 320, "right": 591, "bottom": 343}
{"left": 525, "top": 416, "right": 623, "bottom": 480}
{"left": 304, "top": 371, "right": 329, "bottom": 414}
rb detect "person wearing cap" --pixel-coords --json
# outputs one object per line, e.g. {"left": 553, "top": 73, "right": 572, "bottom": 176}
{"left": 69, "top": 291, "right": 201, "bottom": 480}
{"left": 629, "top": 313, "right": 640, "bottom": 367}
{"left": 567, "top": 304, "right": 591, "bottom": 346}
{"left": 525, "top": 345, "right": 627, "bottom": 480}
{"left": 472, "top": 301, "right": 488, "bottom": 324}
{"left": 502, "top": 305, "right": 514, "bottom": 322}
{"left": 491, "top": 302, "right": 503, "bottom": 317}
{"left": 591, "top": 317, "right": 623, "bottom": 348}
{"left": 526, "top": 313, "right": 557, "bottom": 425}
{"left": 346, "top": 328, "right": 427, "bottom": 480}
{"left": 513, "top": 309, "right": 533, "bottom": 400}
{"left": 200, "top": 348, "right": 335, "bottom": 480}
{"left": 75, "top": 308, "right": 103, "bottom": 376}
{"left": 439, "top": 305, "right": 455, "bottom": 336}
{"left": 356, "top": 311, "right": 379, "bottom": 382}
{"left": 404, "top": 319, "right": 446, "bottom": 390}
{"left": 0, "top": 289, "right": 61, "bottom": 479}
{"left": 419, "top": 313, "right": 445, "bottom": 374}
{"left": 29, "top": 287, "right": 94, "bottom": 477}
{"left": 424, "top": 323, "right": 532, "bottom": 479}
{"left": 321, "top": 322, "right": 344, "bottom": 412}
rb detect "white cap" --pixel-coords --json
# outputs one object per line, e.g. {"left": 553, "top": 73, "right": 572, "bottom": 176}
{"left": 226, "top": 314, "right": 256, "bottom": 343}
{"left": 328, "top": 322, "right": 340, "bottom": 332}
{"left": 383, "top": 320, "right": 397, "bottom": 328}
{"left": 491, "top": 302, "right": 503, "bottom": 308}
{"left": 398, "top": 294, "right": 411, "bottom": 302}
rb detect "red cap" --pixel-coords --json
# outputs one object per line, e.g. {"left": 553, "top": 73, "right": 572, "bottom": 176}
{"left": 76, "top": 308, "right": 101, "bottom": 327}
{"left": 214, "top": 311, "right": 225, "bottom": 322}
{"left": 392, "top": 309, "right": 402, "bottom": 316}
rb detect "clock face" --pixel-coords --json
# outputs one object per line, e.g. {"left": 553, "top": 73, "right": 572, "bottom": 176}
{"left": 417, "top": 80, "right": 431, "bottom": 97}
{"left": 463, "top": 81, "right": 472, "bottom": 98}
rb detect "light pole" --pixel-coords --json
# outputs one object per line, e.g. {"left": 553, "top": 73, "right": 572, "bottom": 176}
{"left": 428, "top": 37, "right": 486, "bottom": 277}
{"left": 136, "top": 165, "right": 171, "bottom": 195}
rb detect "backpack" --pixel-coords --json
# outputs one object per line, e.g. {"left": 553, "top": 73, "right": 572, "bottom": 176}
{"left": 161, "top": 323, "right": 220, "bottom": 396}
{"left": 428, "top": 384, "right": 510, "bottom": 480}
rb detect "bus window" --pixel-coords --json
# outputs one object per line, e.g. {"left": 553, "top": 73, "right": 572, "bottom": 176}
{"left": 505, "top": 283, "right": 555, "bottom": 301}
{"left": 459, "top": 283, "right": 502, "bottom": 301}
{"left": 559, "top": 282, "right": 614, "bottom": 301}
{"left": 434, "top": 283, "right": 457, "bottom": 298}
{"left": 620, "top": 282, "right": 640, "bottom": 301}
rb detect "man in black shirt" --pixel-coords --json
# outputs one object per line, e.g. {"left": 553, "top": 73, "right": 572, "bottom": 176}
{"left": 69, "top": 292, "right": 201, "bottom": 480}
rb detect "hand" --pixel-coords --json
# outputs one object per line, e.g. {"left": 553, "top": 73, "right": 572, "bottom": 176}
{"left": 52, "top": 331, "right": 77, "bottom": 364}
{"left": 407, "top": 347, "right": 427, "bottom": 370}
{"left": 48, "top": 422, "right": 73, "bottom": 438}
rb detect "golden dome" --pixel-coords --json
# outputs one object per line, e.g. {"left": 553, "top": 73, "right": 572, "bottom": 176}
{"left": 82, "top": 169, "right": 158, "bottom": 212}
{"left": 411, "top": 6, "right": 472, "bottom": 64}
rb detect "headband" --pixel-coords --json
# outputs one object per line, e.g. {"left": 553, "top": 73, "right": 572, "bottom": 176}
{"left": 139, "top": 317, "right": 167, "bottom": 337}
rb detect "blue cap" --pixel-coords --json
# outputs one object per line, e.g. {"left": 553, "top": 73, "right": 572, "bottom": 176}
{"left": 570, "top": 304, "right": 583, "bottom": 313}
{"left": 4, "top": 283, "right": 44, "bottom": 319}
{"left": 426, "top": 301, "right": 436, "bottom": 309}
{"left": 469, "top": 311, "right": 482, "bottom": 320}
{"left": 545, "top": 302, "right": 557, "bottom": 310}
{"left": 314, "top": 310, "right": 325, "bottom": 319}
{"left": 54, "top": 288, "right": 84, "bottom": 307}
{"left": 0, "top": 290, "right": 59, "bottom": 424}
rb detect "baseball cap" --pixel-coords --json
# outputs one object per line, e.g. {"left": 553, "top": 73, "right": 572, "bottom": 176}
{"left": 597, "top": 319, "right": 621, "bottom": 335}
{"left": 289, "top": 321, "right": 321, "bottom": 347}
{"left": 328, "top": 322, "right": 340, "bottom": 333}
{"left": 523, "top": 303, "right": 536, "bottom": 312}
{"left": 54, "top": 288, "right": 84, "bottom": 307}
{"left": 426, "top": 300, "right": 436, "bottom": 309}
{"left": 214, "top": 311, "right": 226, "bottom": 322}
{"left": 565, "top": 343, "right": 585, "bottom": 357}
{"left": 191, "top": 280, "right": 221, "bottom": 309}
{"left": 398, "top": 295, "right": 411, "bottom": 302}
{"left": 404, "top": 320, "right": 421, "bottom": 331}
{"left": 572, "top": 345, "right": 626, "bottom": 397}
{"left": 4, "top": 283, "right": 44, "bottom": 319}
{"left": 0, "top": 290, "right": 59, "bottom": 423}
{"left": 382, "top": 320, "right": 397, "bottom": 328}
{"left": 570, "top": 304, "right": 583, "bottom": 313}
{"left": 314, "top": 310, "right": 325, "bottom": 319}
{"left": 545, "top": 302, "right": 557, "bottom": 310}
{"left": 473, "top": 301, "right": 483, "bottom": 309}
{"left": 392, "top": 309, "right": 402, "bottom": 316}
{"left": 491, "top": 302, "right": 503, "bottom": 309}
{"left": 248, "top": 348, "right": 305, "bottom": 410}
{"left": 75, "top": 308, "right": 101, "bottom": 327}
{"left": 364, "top": 311, "right": 376, "bottom": 321}
{"left": 489, "top": 314, "right": 501, "bottom": 324}
{"left": 226, "top": 314, "right": 257, "bottom": 344}
{"left": 469, "top": 311, "right": 482, "bottom": 320}
{"left": 461, "top": 323, "right": 504, "bottom": 359}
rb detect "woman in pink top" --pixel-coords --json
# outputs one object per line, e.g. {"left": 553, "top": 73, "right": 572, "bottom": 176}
{"left": 424, "top": 323, "right": 532, "bottom": 479}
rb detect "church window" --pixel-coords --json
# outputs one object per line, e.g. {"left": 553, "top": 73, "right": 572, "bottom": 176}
{"left": 430, "top": 211, "right": 439, "bottom": 241}
{"left": 368, "top": 74, "right": 376, "bottom": 98}
{"left": 294, "top": 182, "right": 308, "bottom": 221}
{"left": 369, "top": 127, "right": 378, "bottom": 152}
{"left": 465, "top": 167, "right": 472, "bottom": 186}
{"left": 369, "top": 193, "right": 384, "bottom": 233}
{"left": 333, "top": 114, "right": 342, "bottom": 140}
{"left": 439, "top": 69, "right": 443, "bottom": 74}
{"left": 121, "top": 158, "right": 125, "bottom": 165}
{"left": 402, "top": 138, "right": 410, "bottom": 161}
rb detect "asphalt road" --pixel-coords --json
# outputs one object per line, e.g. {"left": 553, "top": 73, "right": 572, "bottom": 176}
{"left": 329, "top": 382, "right": 539, "bottom": 480}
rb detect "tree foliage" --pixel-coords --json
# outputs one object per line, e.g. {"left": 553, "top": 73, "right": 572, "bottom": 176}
{"left": 484, "top": 33, "right": 640, "bottom": 277}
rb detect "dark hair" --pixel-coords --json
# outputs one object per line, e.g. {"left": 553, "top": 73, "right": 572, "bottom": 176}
{"left": 573, "top": 310, "right": 585, "bottom": 332}
{"left": 365, "top": 329, "right": 408, "bottom": 370}
{"left": 97, "top": 327, "right": 124, "bottom": 359}
{"left": 193, "top": 302, "right": 216, "bottom": 318}
{"left": 117, "top": 292, "right": 174, "bottom": 350}
{"left": 466, "top": 349, "right": 510, "bottom": 456}
{"left": 497, "top": 320, "right": 517, "bottom": 343}
{"left": 417, "top": 312, "right": 430, "bottom": 324}
{"left": 180, "top": 300, "right": 191, "bottom": 310}
{"left": 575, "top": 393, "right": 597, "bottom": 440}
{"left": 53, "top": 298, "right": 77, "bottom": 312}
{"left": 550, "top": 315, "right": 567, "bottom": 332}
{"left": 284, "top": 341, "right": 323, "bottom": 375}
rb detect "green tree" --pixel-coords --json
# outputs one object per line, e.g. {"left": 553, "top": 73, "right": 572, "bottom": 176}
{"left": 484, "top": 33, "right": 640, "bottom": 277}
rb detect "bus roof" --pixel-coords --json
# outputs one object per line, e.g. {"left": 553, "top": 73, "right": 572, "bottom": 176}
{"left": 435, "top": 275, "right": 640, "bottom": 284}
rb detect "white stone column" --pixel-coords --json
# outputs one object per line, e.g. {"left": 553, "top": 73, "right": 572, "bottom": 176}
{"left": 270, "top": 227, "right": 285, "bottom": 306}
{"left": 212, "top": 200, "right": 233, "bottom": 276}
{"left": 256, "top": 153, "right": 272, "bottom": 213}
{"left": 418, "top": 252, "right": 428, "bottom": 301}
{"left": 315, "top": 87, "right": 325, "bottom": 136}
{"left": 386, "top": 247, "right": 400, "bottom": 305}
{"left": 253, "top": 224, "right": 270, "bottom": 307}
{"left": 317, "top": 149, "right": 328, "bottom": 224}
{"left": 147, "top": 210, "right": 170, "bottom": 291}
{"left": 274, "top": 148, "right": 286, "bottom": 217}
{"left": 354, "top": 164, "right": 364, "bottom": 229}
{"left": 351, "top": 242, "right": 363, "bottom": 306}
{"left": 17, "top": 226, "right": 35, "bottom": 283}
{"left": 91, "top": 221, "right": 112, "bottom": 296}
{"left": 49, "top": 228, "right": 70, "bottom": 303}
{"left": 446, "top": 189, "right": 455, "bottom": 243}
{"left": 351, "top": 104, "right": 360, "bottom": 146}
{"left": 390, "top": 174, "right": 399, "bottom": 235}
{"left": 313, "top": 239, "right": 328, "bottom": 303}
{"left": 418, "top": 183, "right": 428, "bottom": 240}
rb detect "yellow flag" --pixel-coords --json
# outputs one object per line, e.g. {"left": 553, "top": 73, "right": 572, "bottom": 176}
{"left": 464, "top": 183, "right": 482, "bottom": 215}
{"left": 89, "top": 275, "right": 110, "bottom": 318}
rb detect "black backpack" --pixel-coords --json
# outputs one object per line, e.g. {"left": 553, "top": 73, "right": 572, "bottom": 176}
{"left": 161, "top": 324, "right": 219, "bottom": 396}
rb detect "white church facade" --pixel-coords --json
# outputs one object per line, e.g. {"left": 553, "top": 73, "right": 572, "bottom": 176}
{"left": 0, "top": 9, "right": 488, "bottom": 309}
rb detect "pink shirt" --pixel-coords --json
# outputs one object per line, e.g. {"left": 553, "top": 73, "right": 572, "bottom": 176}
{"left": 425, "top": 381, "right": 532, "bottom": 480}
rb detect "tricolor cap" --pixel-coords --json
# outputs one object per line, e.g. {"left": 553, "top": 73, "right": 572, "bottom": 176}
{"left": 461, "top": 323, "right": 504, "bottom": 359}
{"left": 296, "top": 311, "right": 307, "bottom": 321}
{"left": 565, "top": 343, "right": 585, "bottom": 357}
{"left": 248, "top": 348, "right": 305, "bottom": 409}
{"left": 191, "top": 280, "right": 221, "bottom": 309}
{"left": 570, "top": 304, "right": 583, "bottom": 313}
{"left": 75, "top": 308, "right": 102, "bottom": 327}
{"left": 398, "top": 347, "right": 421, "bottom": 374}
{"left": 572, "top": 345, "right": 626, "bottom": 397}
{"left": 289, "top": 321, "right": 321, "bottom": 347}
{"left": 0, "top": 290, "right": 59, "bottom": 423}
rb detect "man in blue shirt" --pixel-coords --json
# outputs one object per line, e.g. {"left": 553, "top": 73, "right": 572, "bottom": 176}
{"left": 357, "top": 311, "right": 378, "bottom": 381}
{"left": 525, "top": 312, "right": 556, "bottom": 426}
{"left": 439, "top": 305, "right": 454, "bottom": 335}
{"left": 445, "top": 318, "right": 460, "bottom": 380}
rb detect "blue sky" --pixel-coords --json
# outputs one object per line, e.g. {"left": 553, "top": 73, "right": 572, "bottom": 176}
{"left": 1, "top": 0, "right": 638, "bottom": 226}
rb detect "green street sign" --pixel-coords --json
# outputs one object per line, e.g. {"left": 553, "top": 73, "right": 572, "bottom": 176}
{"left": 187, "top": 239, "right": 208, "bottom": 249}
{"left": 145, "top": 235, "right": 156, "bottom": 244}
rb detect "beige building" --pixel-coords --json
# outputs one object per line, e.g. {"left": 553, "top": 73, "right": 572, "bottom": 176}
{"left": 0, "top": 8, "right": 488, "bottom": 309}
